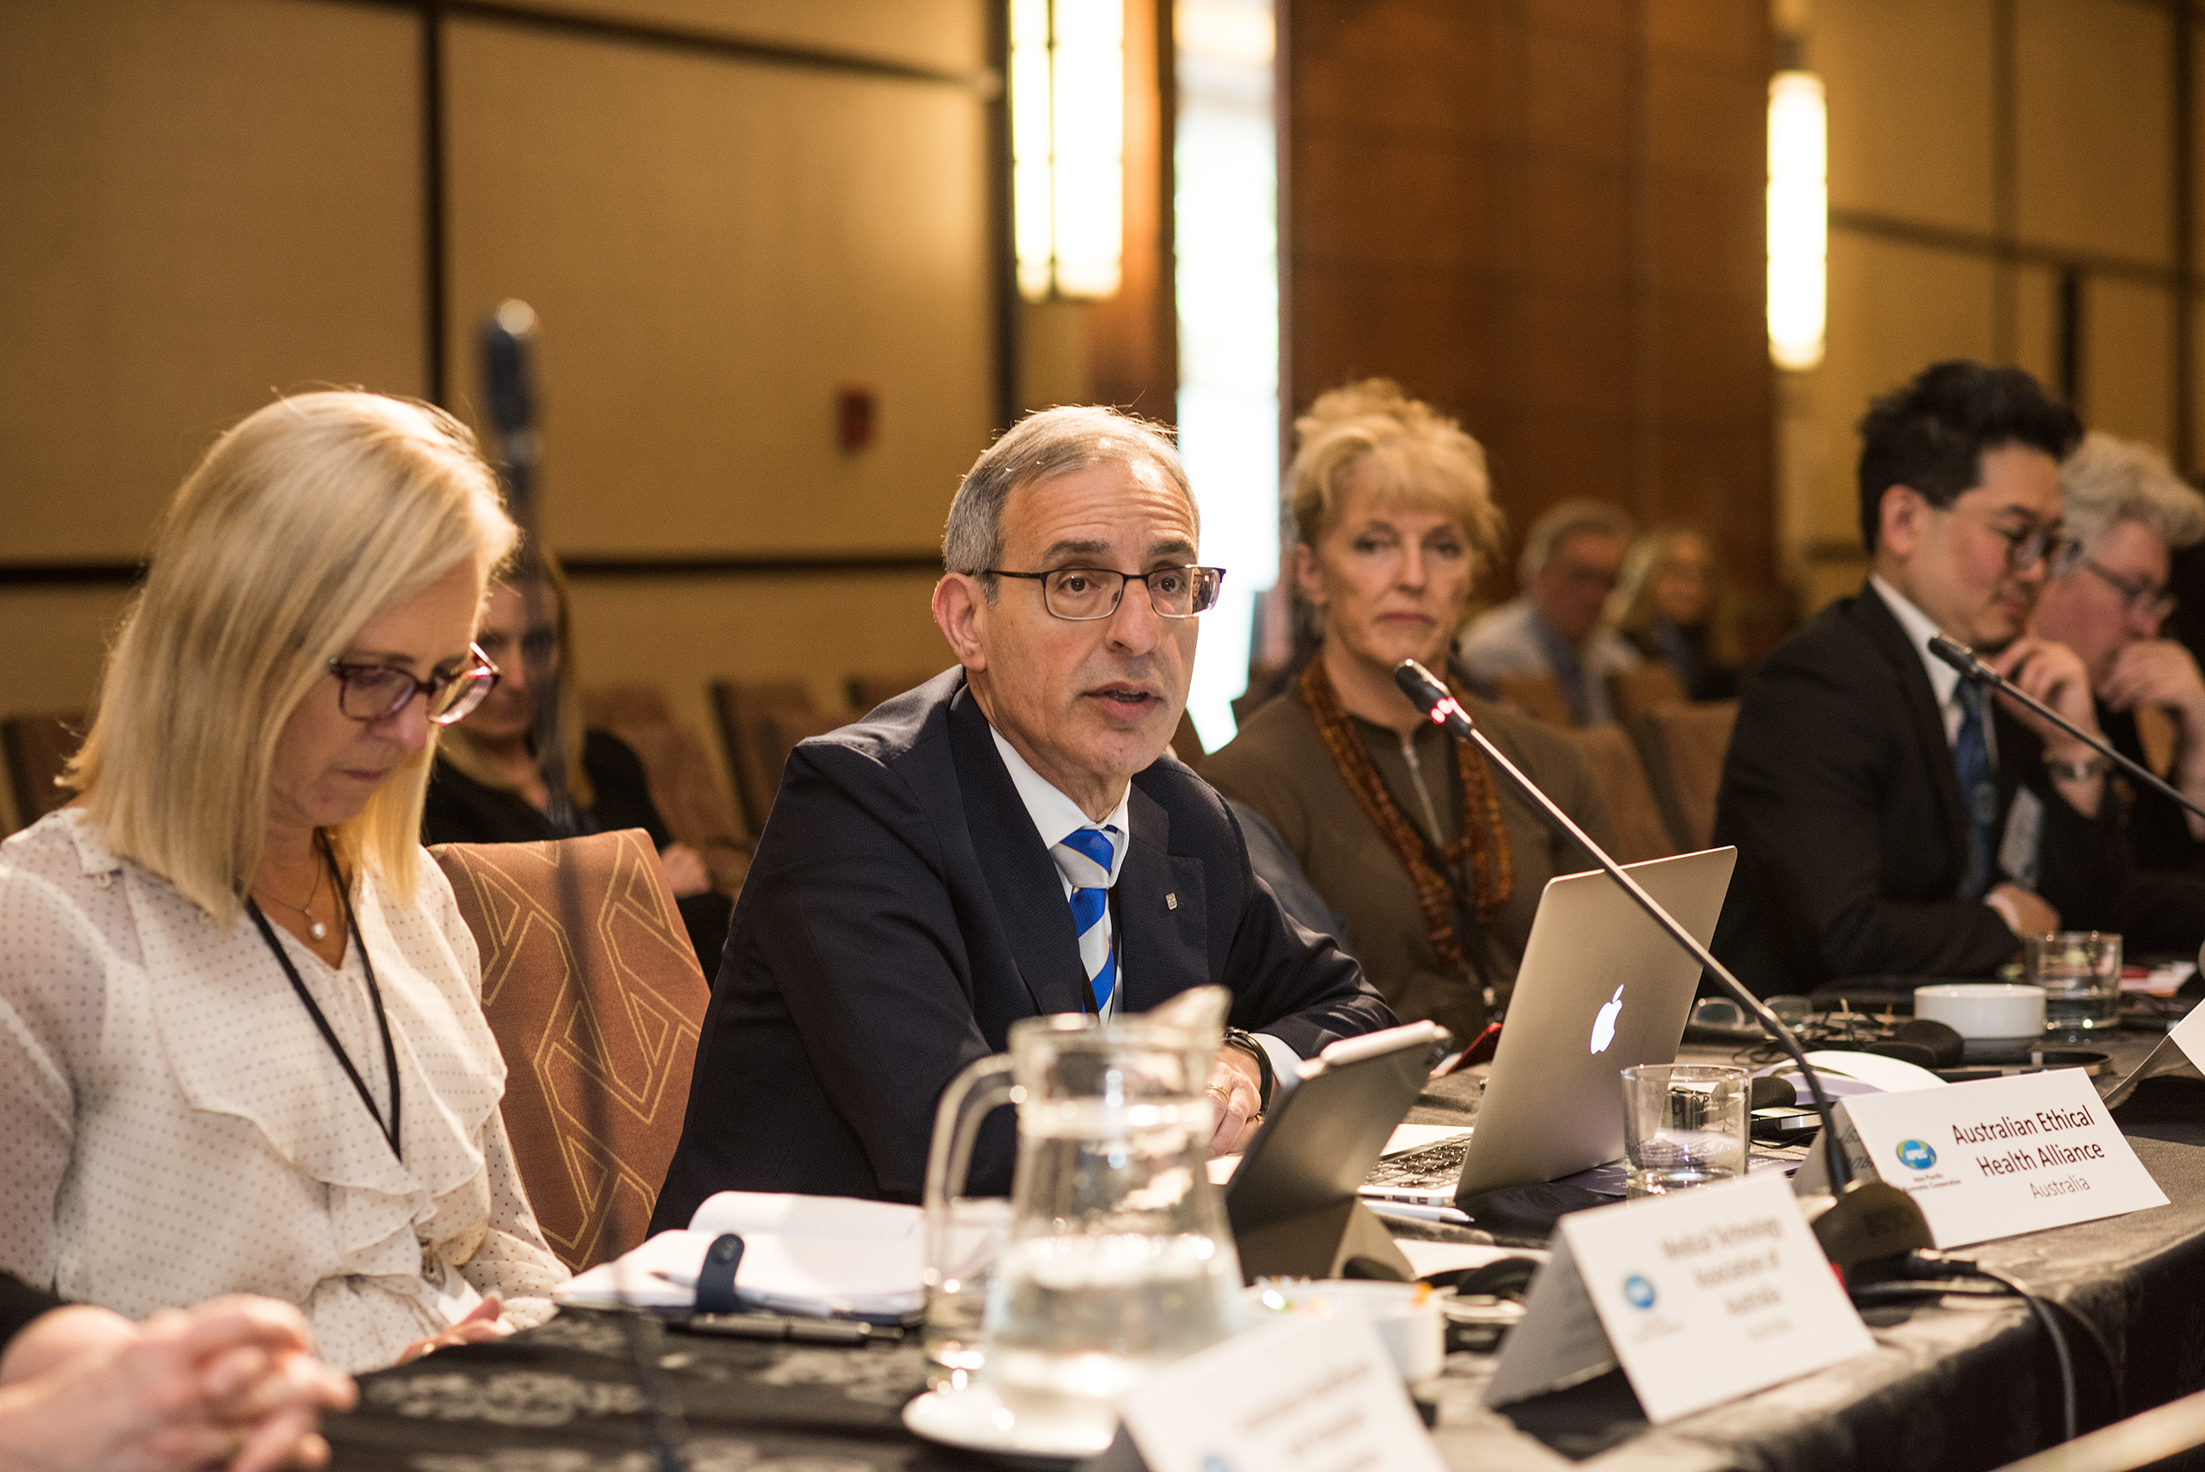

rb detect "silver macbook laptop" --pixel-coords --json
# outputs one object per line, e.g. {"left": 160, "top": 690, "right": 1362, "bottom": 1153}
{"left": 1361, "top": 846, "right": 1737, "bottom": 1207}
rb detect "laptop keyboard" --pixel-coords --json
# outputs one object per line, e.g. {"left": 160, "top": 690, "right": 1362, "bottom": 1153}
{"left": 1363, "top": 1135, "right": 1473, "bottom": 1189}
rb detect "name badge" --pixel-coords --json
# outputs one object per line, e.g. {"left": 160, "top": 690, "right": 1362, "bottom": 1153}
{"left": 1487, "top": 1172, "right": 1874, "bottom": 1424}
{"left": 1794, "top": 1069, "right": 2166, "bottom": 1247}
{"left": 1115, "top": 1317, "right": 1446, "bottom": 1472}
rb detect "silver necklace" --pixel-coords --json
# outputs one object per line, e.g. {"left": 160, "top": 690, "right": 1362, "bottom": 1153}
{"left": 256, "top": 843, "right": 329, "bottom": 940}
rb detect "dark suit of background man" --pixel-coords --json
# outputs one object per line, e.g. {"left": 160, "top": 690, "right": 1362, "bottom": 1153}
{"left": 652, "top": 407, "right": 1394, "bottom": 1221}
{"left": 1711, "top": 361, "right": 2130, "bottom": 997}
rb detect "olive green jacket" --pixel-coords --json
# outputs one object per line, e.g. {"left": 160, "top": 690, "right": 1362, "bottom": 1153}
{"left": 1204, "top": 686, "right": 1615, "bottom": 1042}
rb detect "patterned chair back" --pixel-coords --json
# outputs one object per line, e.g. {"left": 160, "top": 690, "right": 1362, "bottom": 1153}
{"left": 431, "top": 829, "right": 710, "bottom": 1273}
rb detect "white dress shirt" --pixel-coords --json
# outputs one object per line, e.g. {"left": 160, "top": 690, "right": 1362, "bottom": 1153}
{"left": 988, "top": 724, "right": 1301, "bottom": 1093}
{"left": 1871, "top": 573, "right": 1995, "bottom": 759}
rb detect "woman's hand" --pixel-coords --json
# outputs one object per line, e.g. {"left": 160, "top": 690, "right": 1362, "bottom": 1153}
{"left": 0, "top": 1295, "right": 354, "bottom": 1472}
{"left": 657, "top": 843, "right": 713, "bottom": 899}
{"left": 394, "top": 1298, "right": 509, "bottom": 1366}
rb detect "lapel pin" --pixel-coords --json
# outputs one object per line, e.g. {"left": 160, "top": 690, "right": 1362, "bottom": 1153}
{"left": 1166, "top": 893, "right": 1178, "bottom": 910}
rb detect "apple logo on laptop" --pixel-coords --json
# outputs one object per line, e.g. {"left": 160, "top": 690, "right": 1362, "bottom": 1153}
{"left": 1589, "top": 985, "right": 1624, "bottom": 1054}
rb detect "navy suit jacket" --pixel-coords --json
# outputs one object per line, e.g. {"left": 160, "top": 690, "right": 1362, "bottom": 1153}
{"left": 1710, "top": 585, "right": 2129, "bottom": 995}
{"left": 650, "top": 670, "right": 1394, "bottom": 1224}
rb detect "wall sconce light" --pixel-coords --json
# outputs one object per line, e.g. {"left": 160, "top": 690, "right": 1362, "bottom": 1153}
{"left": 1766, "top": 69, "right": 1826, "bottom": 371}
{"left": 1010, "top": 0, "right": 1124, "bottom": 301}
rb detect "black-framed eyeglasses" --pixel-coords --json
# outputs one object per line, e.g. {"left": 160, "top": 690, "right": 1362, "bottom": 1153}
{"left": 2079, "top": 555, "right": 2178, "bottom": 622}
{"left": 982, "top": 565, "right": 1227, "bottom": 621}
{"left": 328, "top": 643, "right": 501, "bottom": 725}
{"left": 1950, "top": 507, "right": 2078, "bottom": 575}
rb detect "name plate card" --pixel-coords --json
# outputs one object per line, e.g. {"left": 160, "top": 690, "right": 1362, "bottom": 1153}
{"left": 1797, "top": 1069, "right": 2166, "bottom": 1248}
{"left": 1487, "top": 1172, "right": 1874, "bottom": 1424}
{"left": 2105, "top": 1001, "right": 2205, "bottom": 1108}
{"left": 1116, "top": 1317, "right": 1446, "bottom": 1472}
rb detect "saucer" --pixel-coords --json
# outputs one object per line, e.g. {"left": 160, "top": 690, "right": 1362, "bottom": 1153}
{"left": 901, "top": 1383, "right": 1116, "bottom": 1465}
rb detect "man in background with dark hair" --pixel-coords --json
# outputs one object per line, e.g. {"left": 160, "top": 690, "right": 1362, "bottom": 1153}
{"left": 1711, "top": 360, "right": 2128, "bottom": 995}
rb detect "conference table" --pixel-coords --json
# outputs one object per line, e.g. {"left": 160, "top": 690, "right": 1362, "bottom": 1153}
{"left": 325, "top": 1026, "right": 2205, "bottom": 1471}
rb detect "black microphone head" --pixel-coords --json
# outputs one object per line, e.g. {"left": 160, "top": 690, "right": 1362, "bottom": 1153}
{"left": 1748, "top": 1074, "right": 1798, "bottom": 1111}
{"left": 1865, "top": 1040, "right": 1939, "bottom": 1072}
{"left": 1927, "top": 633, "right": 1991, "bottom": 683}
{"left": 479, "top": 302, "right": 538, "bottom": 439}
{"left": 1893, "top": 1017, "right": 1966, "bottom": 1069}
{"left": 1394, "top": 659, "right": 1447, "bottom": 714}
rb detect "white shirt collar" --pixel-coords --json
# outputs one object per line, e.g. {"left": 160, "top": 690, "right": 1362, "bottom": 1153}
{"left": 989, "top": 725, "right": 1131, "bottom": 885}
{"left": 1870, "top": 573, "right": 1965, "bottom": 712}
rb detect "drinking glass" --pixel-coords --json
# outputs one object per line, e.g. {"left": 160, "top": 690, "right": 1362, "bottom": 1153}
{"left": 1620, "top": 1063, "right": 1749, "bottom": 1195}
{"left": 2024, "top": 931, "right": 2122, "bottom": 1038}
{"left": 921, "top": 1196, "right": 1012, "bottom": 1389}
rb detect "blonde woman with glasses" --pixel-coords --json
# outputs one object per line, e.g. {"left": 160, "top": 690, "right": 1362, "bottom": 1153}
{"left": 0, "top": 392, "right": 567, "bottom": 1373}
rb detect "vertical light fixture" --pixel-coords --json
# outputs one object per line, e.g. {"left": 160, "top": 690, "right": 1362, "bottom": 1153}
{"left": 1766, "top": 69, "right": 1827, "bottom": 370}
{"left": 1010, "top": 0, "right": 1125, "bottom": 301}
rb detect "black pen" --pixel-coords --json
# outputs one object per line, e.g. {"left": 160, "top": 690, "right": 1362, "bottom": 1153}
{"left": 676, "top": 1311, "right": 893, "bottom": 1344}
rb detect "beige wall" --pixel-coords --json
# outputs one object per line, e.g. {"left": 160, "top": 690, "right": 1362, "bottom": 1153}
{"left": 1786, "top": 0, "right": 2190, "bottom": 613}
{"left": 0, "top": 0, "right": 427, "bottom": 561}
{"left": 0, "top": 0, "right": 994, "bottom": 813}
{"left": 441, "top": 15, "right": 995, "bottom": 556}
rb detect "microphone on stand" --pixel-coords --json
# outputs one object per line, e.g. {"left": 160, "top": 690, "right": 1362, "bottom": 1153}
{"left": 479, "top": 300, "right": 578, "bottom": 838}
{"left": 1391, "top": 660, "right": 1934, "bottom": 1269}
{"left": 1928, "top": 633, "right": 2205, "bottom": 823}
{"left": 477, "top": 304, "right": 686, "bottom": 1471}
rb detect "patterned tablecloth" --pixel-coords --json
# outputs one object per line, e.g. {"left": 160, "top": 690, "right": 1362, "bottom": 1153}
{"left": 327, "top": 1029, "right": 2205, "bottom": 1472}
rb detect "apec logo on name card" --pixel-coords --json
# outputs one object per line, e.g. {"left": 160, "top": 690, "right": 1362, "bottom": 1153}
{"left": 1830, "top": 1069, "right": 2166, "bottom": 1248}
{"left": 1488, "top": 1172, "right": 1874, "bottom": 1425}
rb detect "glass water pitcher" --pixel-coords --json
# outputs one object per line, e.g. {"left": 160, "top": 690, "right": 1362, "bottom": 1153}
{"left": 922, "top": 986, "right": 1244, "bottom": 1443}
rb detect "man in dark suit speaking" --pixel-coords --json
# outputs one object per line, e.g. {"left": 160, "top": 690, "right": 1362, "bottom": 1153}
{"left": 652, "top": 408, "right": 1394, "bottom": 1219}
{"left": 1711, "top": 361, "right": 2128, "bottom": 996}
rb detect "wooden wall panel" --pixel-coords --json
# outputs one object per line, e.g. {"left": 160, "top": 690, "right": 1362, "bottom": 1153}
{"left": 443, "top": 17, "right": 994, "bottom": 556}
{"left": 2085, "top": 278, "right": 2176, "bottom": 451}
{"left": 1286, "top": 0, "right": 1774, "bottom": 602}
{"left": 1815, "top": 234, "right": 1999, "bottom": 543}
{"left": 0, "top": 0, "right": 423, "bottom": 561}
{"left": 2015, "top": 0, "right": 2171, "bottom": 267}
{"left": 0, "top": 588, "right": 133, "bottom": 714}
{"left": 2011, "top": 262, "right": 2062, "bottom": 392}
{"left": 514, "top": 0, "right": 987, "bottom": 75}
{"left": 1821, "top": 0, "right": 1996, "bottom": 234}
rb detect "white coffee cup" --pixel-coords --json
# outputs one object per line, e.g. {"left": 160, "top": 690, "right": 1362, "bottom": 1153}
{"left": 1913, "top": 983, "right": 2046, "bottom": 1051}
{"left": 1246, "top": 1279, "right": 1444, "bottom": 1382}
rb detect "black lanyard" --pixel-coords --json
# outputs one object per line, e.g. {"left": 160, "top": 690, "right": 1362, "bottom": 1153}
{"left": 245, "top": 850, "right": 402, "bottom": 1161}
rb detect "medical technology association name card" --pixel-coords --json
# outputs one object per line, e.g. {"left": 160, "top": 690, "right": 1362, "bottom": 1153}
{"left": 1486, "top": 1172, "right": 1874, "bottom": 1424}
{"left": 1112, "top": 1316, "right": 1446, "bottom": 1472}
{"left": 1797, "top": 1068, "right": 2166, "bottom": 1248}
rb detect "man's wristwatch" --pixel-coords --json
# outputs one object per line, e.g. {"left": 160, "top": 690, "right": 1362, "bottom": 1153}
{"left": 2044, "top": 754, "right": 2109, "bottom": 783}
{"left": 1221, "top": 1027, "right": 1275, "bottom": 1112}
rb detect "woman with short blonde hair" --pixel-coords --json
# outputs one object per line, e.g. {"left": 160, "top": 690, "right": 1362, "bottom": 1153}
{"left": 1205, "top": 379, "right": 1614, "bottom": 1038}
{"left": 0, "top": 391, "right": 566, "bottom": 1373}
{"left": 1287, "top": 378, "right": 1506, "bottom": 586}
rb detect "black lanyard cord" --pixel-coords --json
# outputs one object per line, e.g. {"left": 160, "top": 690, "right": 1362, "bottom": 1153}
{"left": 245, "top": 839, "right": 402, "bottom": 1161}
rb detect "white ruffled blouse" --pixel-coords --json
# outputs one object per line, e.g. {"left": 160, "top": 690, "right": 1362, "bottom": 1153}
{"left": 0, "top": 809, "right": 566, "bottom": 1373}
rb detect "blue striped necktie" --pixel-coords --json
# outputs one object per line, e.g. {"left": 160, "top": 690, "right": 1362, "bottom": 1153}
{"left": 1953, "top": 679, "right": 1997, "bottom": 900}
{"left": 1052, "top": 825, "right": 1120, "bottom": 1011}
